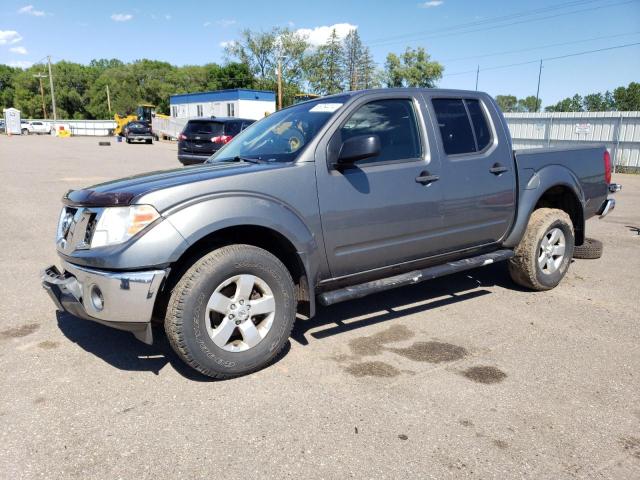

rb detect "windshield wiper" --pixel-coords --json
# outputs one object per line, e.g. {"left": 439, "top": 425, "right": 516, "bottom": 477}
{"left": 215, "top": 155, "right": 264, "bottom": 164}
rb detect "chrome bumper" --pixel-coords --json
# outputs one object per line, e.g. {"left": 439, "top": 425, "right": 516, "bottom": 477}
{"left": 41, "top": 261, "right": 167, "bottom": 344}
{"left": 598, "top": 198, "right": 616, "bottom": 218}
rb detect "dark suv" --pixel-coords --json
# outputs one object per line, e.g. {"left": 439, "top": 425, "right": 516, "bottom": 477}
{"left": 177, "top": 117, "right": 254, "bottom": 165}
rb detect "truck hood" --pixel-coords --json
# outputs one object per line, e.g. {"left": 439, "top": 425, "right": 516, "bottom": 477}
{"left": 63, "top": 161, "right": 286, "bottom": 207}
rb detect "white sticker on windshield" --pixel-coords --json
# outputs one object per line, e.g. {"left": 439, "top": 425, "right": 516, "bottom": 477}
{"left": 309, "top": 103, "right": 343, "bottom": 113}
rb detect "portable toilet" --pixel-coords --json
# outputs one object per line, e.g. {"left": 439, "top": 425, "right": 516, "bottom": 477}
{"left": 3, "top": 108, "right": 21, "bottom": 135}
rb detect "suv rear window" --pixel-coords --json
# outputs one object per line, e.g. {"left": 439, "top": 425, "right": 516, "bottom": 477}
{"left": 184, "top": 121, "right": 224, "bottom": 135}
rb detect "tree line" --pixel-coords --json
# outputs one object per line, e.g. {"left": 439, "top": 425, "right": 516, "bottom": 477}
{"left": 496, "top": 82, "right": 640, "bottom": 113}
{"left": 0, "top": 27, "right": 444, "bottom": 119}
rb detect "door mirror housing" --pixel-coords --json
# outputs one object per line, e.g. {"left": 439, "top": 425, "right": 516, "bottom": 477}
{"left": 336, "top": 135, "right": 380, "bottom": 167}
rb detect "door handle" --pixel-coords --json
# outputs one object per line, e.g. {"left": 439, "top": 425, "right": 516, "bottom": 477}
{"left": 489, "top": 163, "right": 508, "bottom": 175}
{"left": 416, "top": 171, "right": 440, "bottom": 185}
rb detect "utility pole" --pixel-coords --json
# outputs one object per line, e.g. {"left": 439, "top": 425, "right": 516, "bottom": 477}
{"left": 33, "top": 73, "right": 48, "bottom": 119}
{"left": 277, "top": 58, "right": 283, "bottom": 110}
{"left": 47, "top": 56, "right": 57, "bottom": 120}
{"left": 535, "top": 59, "right": 543, "bottom": 113}
{"left": 475, "top": 64, "right": 480, "bottom": 91}
{"left": 106, "top": 85, "right": 112, "bottom": 115}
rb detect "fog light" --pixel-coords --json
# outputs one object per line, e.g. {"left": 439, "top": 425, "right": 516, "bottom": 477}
{"left": 90, "top": 285, "right": 104, "bottom": 311}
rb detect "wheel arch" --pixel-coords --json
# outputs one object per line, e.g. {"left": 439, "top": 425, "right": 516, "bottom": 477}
{"left": 503, "top": 165, "right": 586, "bottom": 248}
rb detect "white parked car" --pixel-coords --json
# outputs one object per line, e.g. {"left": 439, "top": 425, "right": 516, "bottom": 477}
{"left": 21, "top": 121, "right": 52, "bottom": 135}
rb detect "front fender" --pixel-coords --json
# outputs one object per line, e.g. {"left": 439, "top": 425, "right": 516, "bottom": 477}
{"left": 502, "top": 165, "right": 585, "bottom": 248}
{"left": 165, "top": 193, "right": 322, "bottom": 305}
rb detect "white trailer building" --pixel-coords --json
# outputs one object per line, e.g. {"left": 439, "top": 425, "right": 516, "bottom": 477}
{"left": 169, "top": 89, "right": 276, "bottom": 121}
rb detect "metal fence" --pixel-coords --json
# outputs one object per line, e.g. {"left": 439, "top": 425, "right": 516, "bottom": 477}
{"left": 152, "top": 116, "right": 187, "bottom": 140}
{"left": 22, "top": 119, "right": 116, "bottom": 136}
{"left": 504, "top": 111, "right": 640, "bottom": 172}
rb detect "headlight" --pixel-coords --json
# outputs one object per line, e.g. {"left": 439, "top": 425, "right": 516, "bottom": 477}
{"left": 90, "top": 205, "right": 160, "bottom": 248}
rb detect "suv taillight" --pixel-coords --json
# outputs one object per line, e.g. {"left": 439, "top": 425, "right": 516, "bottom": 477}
{"left": 178, "top": 133, "right": 187, "bottom": 141}
{"left": 212, "top": 135, "right": 233, "bottom": 144}
{"left": 604, "top": 150, "right": 612, "bottom": 184}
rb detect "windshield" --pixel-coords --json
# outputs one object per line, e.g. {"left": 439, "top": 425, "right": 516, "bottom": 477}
{"left": 207, "top": 96, "right": 348, "bottom": 163}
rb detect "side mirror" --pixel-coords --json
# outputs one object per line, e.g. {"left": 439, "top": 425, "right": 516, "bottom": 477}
{"left": 336, "top": 134, "right": 380, "bottom": 167}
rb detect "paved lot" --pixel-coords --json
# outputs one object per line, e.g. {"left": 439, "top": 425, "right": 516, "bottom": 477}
{"left": 1, "top": 135, "right": 639, "bottom": 479}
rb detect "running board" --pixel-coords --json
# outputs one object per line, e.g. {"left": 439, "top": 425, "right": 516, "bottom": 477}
{"left": 318, "top": 249, "right": 514, "bottom": 306}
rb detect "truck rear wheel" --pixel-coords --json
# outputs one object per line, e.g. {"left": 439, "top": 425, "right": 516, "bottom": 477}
{"left": 165, "top": 244, "right": 296, "bottom": 379}
{"left": 508, "top": 208, "right": 574, "bottom": 291}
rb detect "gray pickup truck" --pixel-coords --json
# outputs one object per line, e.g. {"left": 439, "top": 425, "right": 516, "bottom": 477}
{"left": 43, "top": 88, "right": 618, "bottom": 378}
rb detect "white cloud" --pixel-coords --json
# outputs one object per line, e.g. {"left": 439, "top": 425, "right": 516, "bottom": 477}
{"left": 164, "top": 14, "right": 172, "bottom": 20}
{"left": 216, "top": 19, "right": 236, "bottom": 27}
{"left": 10, "top": 46, "right": 28, "bottom": 55}
{"left": 8, "top": 60, "right": 33, "bottom": 68}
{"left": 111, "top": 13, "right": 133, "bottom": 22}
{"left": 0, "top": 30, "right": 23, "bottom": 45}
{"left": 419, "top": 1, "right": 444, "bottom": 7}
{"left": 296, "top": 23, "right": 357, "bottom": 47}
{"left": 18, "top": 5, "right": 46, "bottom": 16}
{"left": 203, "top": 21, "right": 211, "bottom": 27}
{"left": 219, "top": 40, "right": 236, "bottom": 48}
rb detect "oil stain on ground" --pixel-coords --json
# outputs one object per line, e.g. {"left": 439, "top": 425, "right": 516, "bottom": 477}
{"left": 1, "top": 323, "right": 40, "bottom": 339}
{"left": 348, "top": 324, "right": 414, "bottom": 356}
{"left": 388, "top": 341, "right": 467, "bottom": 363}
{"left": 344, "top": 361, "right": 401, "bottom": 378}
{"left": 462, "top": 366, "right": 507, "bottom": 384}
{"left": 492, "top": 439, "right": 509, "bottom": 449}
{"left": 38, "top": 340, "right": 59, "bottom": 350}
{"left": 619, "top": 436, "right": 640, "bottom": 459}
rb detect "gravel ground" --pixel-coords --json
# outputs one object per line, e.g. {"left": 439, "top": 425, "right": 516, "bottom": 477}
{"left": 1, "top": 135, "right": 639, "bottom": 479}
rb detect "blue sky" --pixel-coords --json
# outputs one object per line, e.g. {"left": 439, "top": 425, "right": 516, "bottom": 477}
{"left": 1, "top": 0, "right": 639, "bottom": 106}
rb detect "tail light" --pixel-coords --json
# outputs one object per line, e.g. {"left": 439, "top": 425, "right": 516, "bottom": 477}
{"left": 178, "top": 133, "right": 187, "bottom": 141}
{"left": 212, "top": 135, "right": 233, "bottom": 144}
{"left": 604, "top": 150, "right": 612, "bottom": 184}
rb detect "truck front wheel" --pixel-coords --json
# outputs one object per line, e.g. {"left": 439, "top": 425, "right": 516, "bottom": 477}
{"left": 165, "top": 244, "right": 296, "bottom": 379}
{"left": 508, "top": 208, "right": 574, "bottom": 291}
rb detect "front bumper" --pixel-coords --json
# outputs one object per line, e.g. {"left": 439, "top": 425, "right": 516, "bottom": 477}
{"left": 41, "top": 261, "right": 168, "bottom": 344}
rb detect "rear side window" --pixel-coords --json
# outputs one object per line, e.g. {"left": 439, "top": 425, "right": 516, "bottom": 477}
{"left": 432, "top": 99, "right": 476, "bottom": 155}
{"left": 184, "top": 121, "right": 223, "bottom": 135}
{"left": 340, "top": 99, "right": 421, "bottom": 164}
{"left": 466, "top": 99, "right": 492, "bottom": 151}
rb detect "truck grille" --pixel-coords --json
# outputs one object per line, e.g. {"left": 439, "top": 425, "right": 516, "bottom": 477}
{"left": 57, "top": 207, "right": 99, "bottom": 254}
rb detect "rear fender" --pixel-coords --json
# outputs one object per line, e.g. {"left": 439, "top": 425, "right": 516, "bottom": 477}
{"left": 503, "top": 165, "right": 585, "bottom": 248}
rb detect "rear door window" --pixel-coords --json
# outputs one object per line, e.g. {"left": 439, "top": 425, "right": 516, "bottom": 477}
{"left": 431, "top": 98, "right": 476, "bottom": 155}
{"left": 185, "top": 121, "right": 224, "bottom": 135}
{"left": 465, "top": 99, "right": 492, "bottom": 151}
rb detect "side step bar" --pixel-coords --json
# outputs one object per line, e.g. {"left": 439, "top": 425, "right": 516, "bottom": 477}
{"left": 318, "top": 249, "right": 514, "bottom": 306}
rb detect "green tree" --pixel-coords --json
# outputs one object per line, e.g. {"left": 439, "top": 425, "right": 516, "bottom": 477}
{"left": 357, "top": 46, "right": 380, "bottom": 89}
{"left": 342, "top": 29, "right": 363, "bottom": 90}
{"left": 305, "top": 28, "right": 344, "bottom": 95}
{"left": 517, "top": 95, "right": 541, "bottom": 113}
{"left": 495, "top": 95, "right": 518, "bottom": 112}
{"left": 384, "top": 47, "right": 443, "bottom": 88}
{"left": 613, "top": 82, "right": 640, "bottom": 111}
{"left": 546, "top": 94, "right": 583, "bottom": 112}
{"left": 0, "top": 65, "right": 18, "bottom": 110}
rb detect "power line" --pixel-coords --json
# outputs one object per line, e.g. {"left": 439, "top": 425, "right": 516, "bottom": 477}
{"left": 442, "top": 41, "right": 640, "bottom": 78}
{"left": 441, "top": 30, "right": 640, "bottom": 63}
{"left": 367, "top": 0, "right": 637, "bottom": 48}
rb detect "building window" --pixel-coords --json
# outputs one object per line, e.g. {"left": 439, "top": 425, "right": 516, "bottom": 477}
{"left": 197, "top": 104, "right": 203, "bottom": 117}
{"left": 171, "top": 106, "right": 178, "bottom": 118}
{"left": 227, "top": 103, "right": 235, "bottom": 117}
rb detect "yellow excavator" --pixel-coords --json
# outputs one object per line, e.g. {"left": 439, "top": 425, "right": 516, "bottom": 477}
{"left": 114, "top": 104, "right": 169, "bottom": 136}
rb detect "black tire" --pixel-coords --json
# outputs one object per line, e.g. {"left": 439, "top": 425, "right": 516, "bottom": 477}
{"left": 508, "top": 208, "right": 575, "bottom": 291}
{"left": 573, "top": 237, "right": 603, "bottom": 259}
{"left": 126, "top": 138, "right": 131, "bottom": 144}
{"left": 21, "top": 129, "right": 29, "bottom": 135}
{"left": 165, "top": 244, "right": 296, "bottom": 379}
{"left": 146, "top": 139, "right": 153, "bottom": 144}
